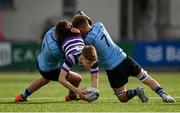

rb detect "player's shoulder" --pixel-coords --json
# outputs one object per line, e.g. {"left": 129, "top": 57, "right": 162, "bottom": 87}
{"left": 49, "top": 42, "right": 63, "bottom": 58}
{"left": 93, "top": 21, "right": 105, "bottom": 33}
{"left": 45, "top": 27, "right": 55, "bottom": 36}
{"left": 94, "top": 21, "right": 104, "bottom": 28}
{"left": 45, "top": 35, "right": 59, "bottom": 51}
{"left": 88, "top": 21, "right": 104, "bottom": 37}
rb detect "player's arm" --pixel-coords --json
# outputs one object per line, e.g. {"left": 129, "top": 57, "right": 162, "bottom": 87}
{"left": 80, "top": 45, "right": 99, "bottom": 88}
{"left": 59, "top": 69, "right": 78, "bottom": 93}
{"left": 90, "top": 72, "right": 99, "bottom": 89}
{"left": 90, "top": 61, "right": 99, "bottom": 89}
{"left": 58, "top": 55, "right": 85, "bottom": 97}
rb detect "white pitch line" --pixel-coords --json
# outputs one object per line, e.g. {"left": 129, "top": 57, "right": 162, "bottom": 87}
{"left": 1, "top": 112, "right": 180, "bottom": 113}
{"left": 0, "top": 96, "right": 180, "bottom": 100}
{"left": 0, "top": 112, "right": 180, "bottom": 113}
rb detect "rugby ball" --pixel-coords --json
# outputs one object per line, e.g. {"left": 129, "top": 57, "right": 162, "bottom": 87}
{"left": 83, "top": 87, "right": 99, "bottom": 102}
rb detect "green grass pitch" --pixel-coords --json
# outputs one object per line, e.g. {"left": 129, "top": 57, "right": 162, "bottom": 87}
{"left": 0, "top": 71, "right": 180, "bottom": 112}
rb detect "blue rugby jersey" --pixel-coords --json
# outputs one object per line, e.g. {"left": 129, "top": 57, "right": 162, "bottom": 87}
{"left": 38, "top": 27, "right": 64, "bottom": 71}
{"left": 61, "top": 35, "right": 99, "bottom": 74}
{"left": 84, "top": 22, "right": 127, "bottom": 70}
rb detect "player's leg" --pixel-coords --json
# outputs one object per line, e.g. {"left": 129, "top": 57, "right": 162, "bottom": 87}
{"left": 136, "top": 69, "right": 160, "bottom": 90}
{"left": 113, "top": 86, "right": 128, "bottom": 102}
{"left": 115, "top": 56, "right": 148, "bottom": 102}
{"left": 136, "top": 68, "right": 175, "bottom": 103}
{"left": 128, "top": 56, "right": 175, "bottom": 103}
{"left": 113, "top": 86, "right": 148, "bottom": 102}
{"left": 15, "top": 76, "right": 49, "bottom": 102}
{"left": 15, "top": 67, "right": 62, "bottom": 102}
{"left": 26, "top": 76, "right": 49, "bottom": 94}
{"left": 65, "top": 71, "right": 82, "bottom": 101}
{"left": 106, "top": 57, "right": 148, "bottom": 103}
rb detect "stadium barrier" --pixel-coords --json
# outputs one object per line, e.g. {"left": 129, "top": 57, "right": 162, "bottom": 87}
{"left": 0, "top": 42, "right": 40, "bottom": 71}
{"left": 134, "top": 40, "right": 180, "bottom": 68}
{"left": 0, "top": 41, "right": 180, "bottom": 71}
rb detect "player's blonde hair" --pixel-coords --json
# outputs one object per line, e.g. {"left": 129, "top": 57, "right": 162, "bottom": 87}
{"left": 82, "top": 45, "right": 97, "bottom": 63}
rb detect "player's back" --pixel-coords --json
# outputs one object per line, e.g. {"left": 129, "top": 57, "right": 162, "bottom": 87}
{"left": 85, "top": 22, "right": 127, "bottom": 70}
{"left": 38, "top": 27, "right": 64, "bottom": 71}
{"left": 61, "top": 35, "right": 84, "bottom": 56}
{"left": 60, "top": 35, "right": 84, "bottom": 72}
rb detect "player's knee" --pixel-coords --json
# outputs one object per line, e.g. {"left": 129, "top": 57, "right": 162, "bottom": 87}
{"left": 41, "top": 77, "right": 50, "bottom": 84}
{"left": 76, "top": 76, "right": 82, "bottom": 83}
{"left": 117, "top": 96, "right": 129, "bottom": 103}
{"left": 118, "top": 98, "right": 129, "bottom": 103}
{"left": 115, "top": 92, "right": 129, "bottom": 103}
{"left": 137, "top": 70, "right": 150, "bottom": 82}
{"left": 70, "top": 73, "right": 82, "bottom": 83}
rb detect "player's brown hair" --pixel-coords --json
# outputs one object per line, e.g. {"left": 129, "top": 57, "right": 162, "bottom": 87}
{"left": 72, "top": 15, "right": 89, "bottom": 28}
{"left": 55, "top": 20, "right": 80, "bottom": 45}
{"left": 55, "top": 20, "right": 72, "bottom": 40}
{"left": 82, "top": 45, "right": 97, "bottom": 63}
{"left": 75, "top": 11, "right": 92, "bottom": 25}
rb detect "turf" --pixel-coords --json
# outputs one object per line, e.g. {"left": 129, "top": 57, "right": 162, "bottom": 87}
{"left": 0, "top": 71, "right": 180, "bottom": 112}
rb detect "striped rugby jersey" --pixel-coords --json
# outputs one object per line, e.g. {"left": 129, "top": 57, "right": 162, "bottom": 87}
{"left": 60, "top": 35, "right": 99, "bottom": 73}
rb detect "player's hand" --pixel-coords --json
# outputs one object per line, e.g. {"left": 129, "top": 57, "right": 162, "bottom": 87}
{"left": 71, "top": 28, "right": 80, "bottom": 33}
{"left": 76, "top": 88, "right": 86, "bottom": 99}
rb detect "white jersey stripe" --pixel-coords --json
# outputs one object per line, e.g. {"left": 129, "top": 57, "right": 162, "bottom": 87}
{"left": 66, "top": 45, "right": 84, "bottom": 55}
{"left": 63, "top": 63, "right": 70, "bottom": 71}
{"left": 90, "top": 67, "right": 99, "bottom": 72}
{"left": 62, "top": 38, "right": 83, "bottom": 49}
{"left": 73, "top": 51, "right": 82, "bottom": 56}
{"left": 64, "top": 42, "right": 84, "bottom": 52}
{"left": 68, "top": 54, "right": 75, "bottom": 64}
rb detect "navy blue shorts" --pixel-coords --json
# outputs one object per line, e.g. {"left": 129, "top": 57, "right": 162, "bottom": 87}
{"left": 106, "top": 56, "right": 142, "bottom": 88}
{"left": 37, "top": 63, "right": 60, "bottom": 81}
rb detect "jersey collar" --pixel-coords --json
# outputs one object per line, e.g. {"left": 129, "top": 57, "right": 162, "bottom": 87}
{"left": 83, "top": 26, "right": 94, "bottom": 38}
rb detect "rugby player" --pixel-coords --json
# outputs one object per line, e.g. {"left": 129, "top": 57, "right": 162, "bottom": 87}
{"left": 71, "top": 11, "right": 175, "bottom": 103}
{"left": 15, "top": 20, "right": 98, "bottom": 102}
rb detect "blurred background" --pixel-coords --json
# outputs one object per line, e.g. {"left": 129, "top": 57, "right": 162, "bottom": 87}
{"left": 0, "top": 0, "right": 180, "bottom": 71}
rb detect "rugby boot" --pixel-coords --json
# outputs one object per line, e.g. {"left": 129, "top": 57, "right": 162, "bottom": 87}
{"left": 65, "top": 94, "right": 80, "bottom": 101}
{"left": 15, "top": 94, "right": 27, "bottom": 102}
{"left": 136, "top": 87, "right": 149, "bottom": 103}
{"left": 161, "top": 94, "right": 176, "bottom": 103}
